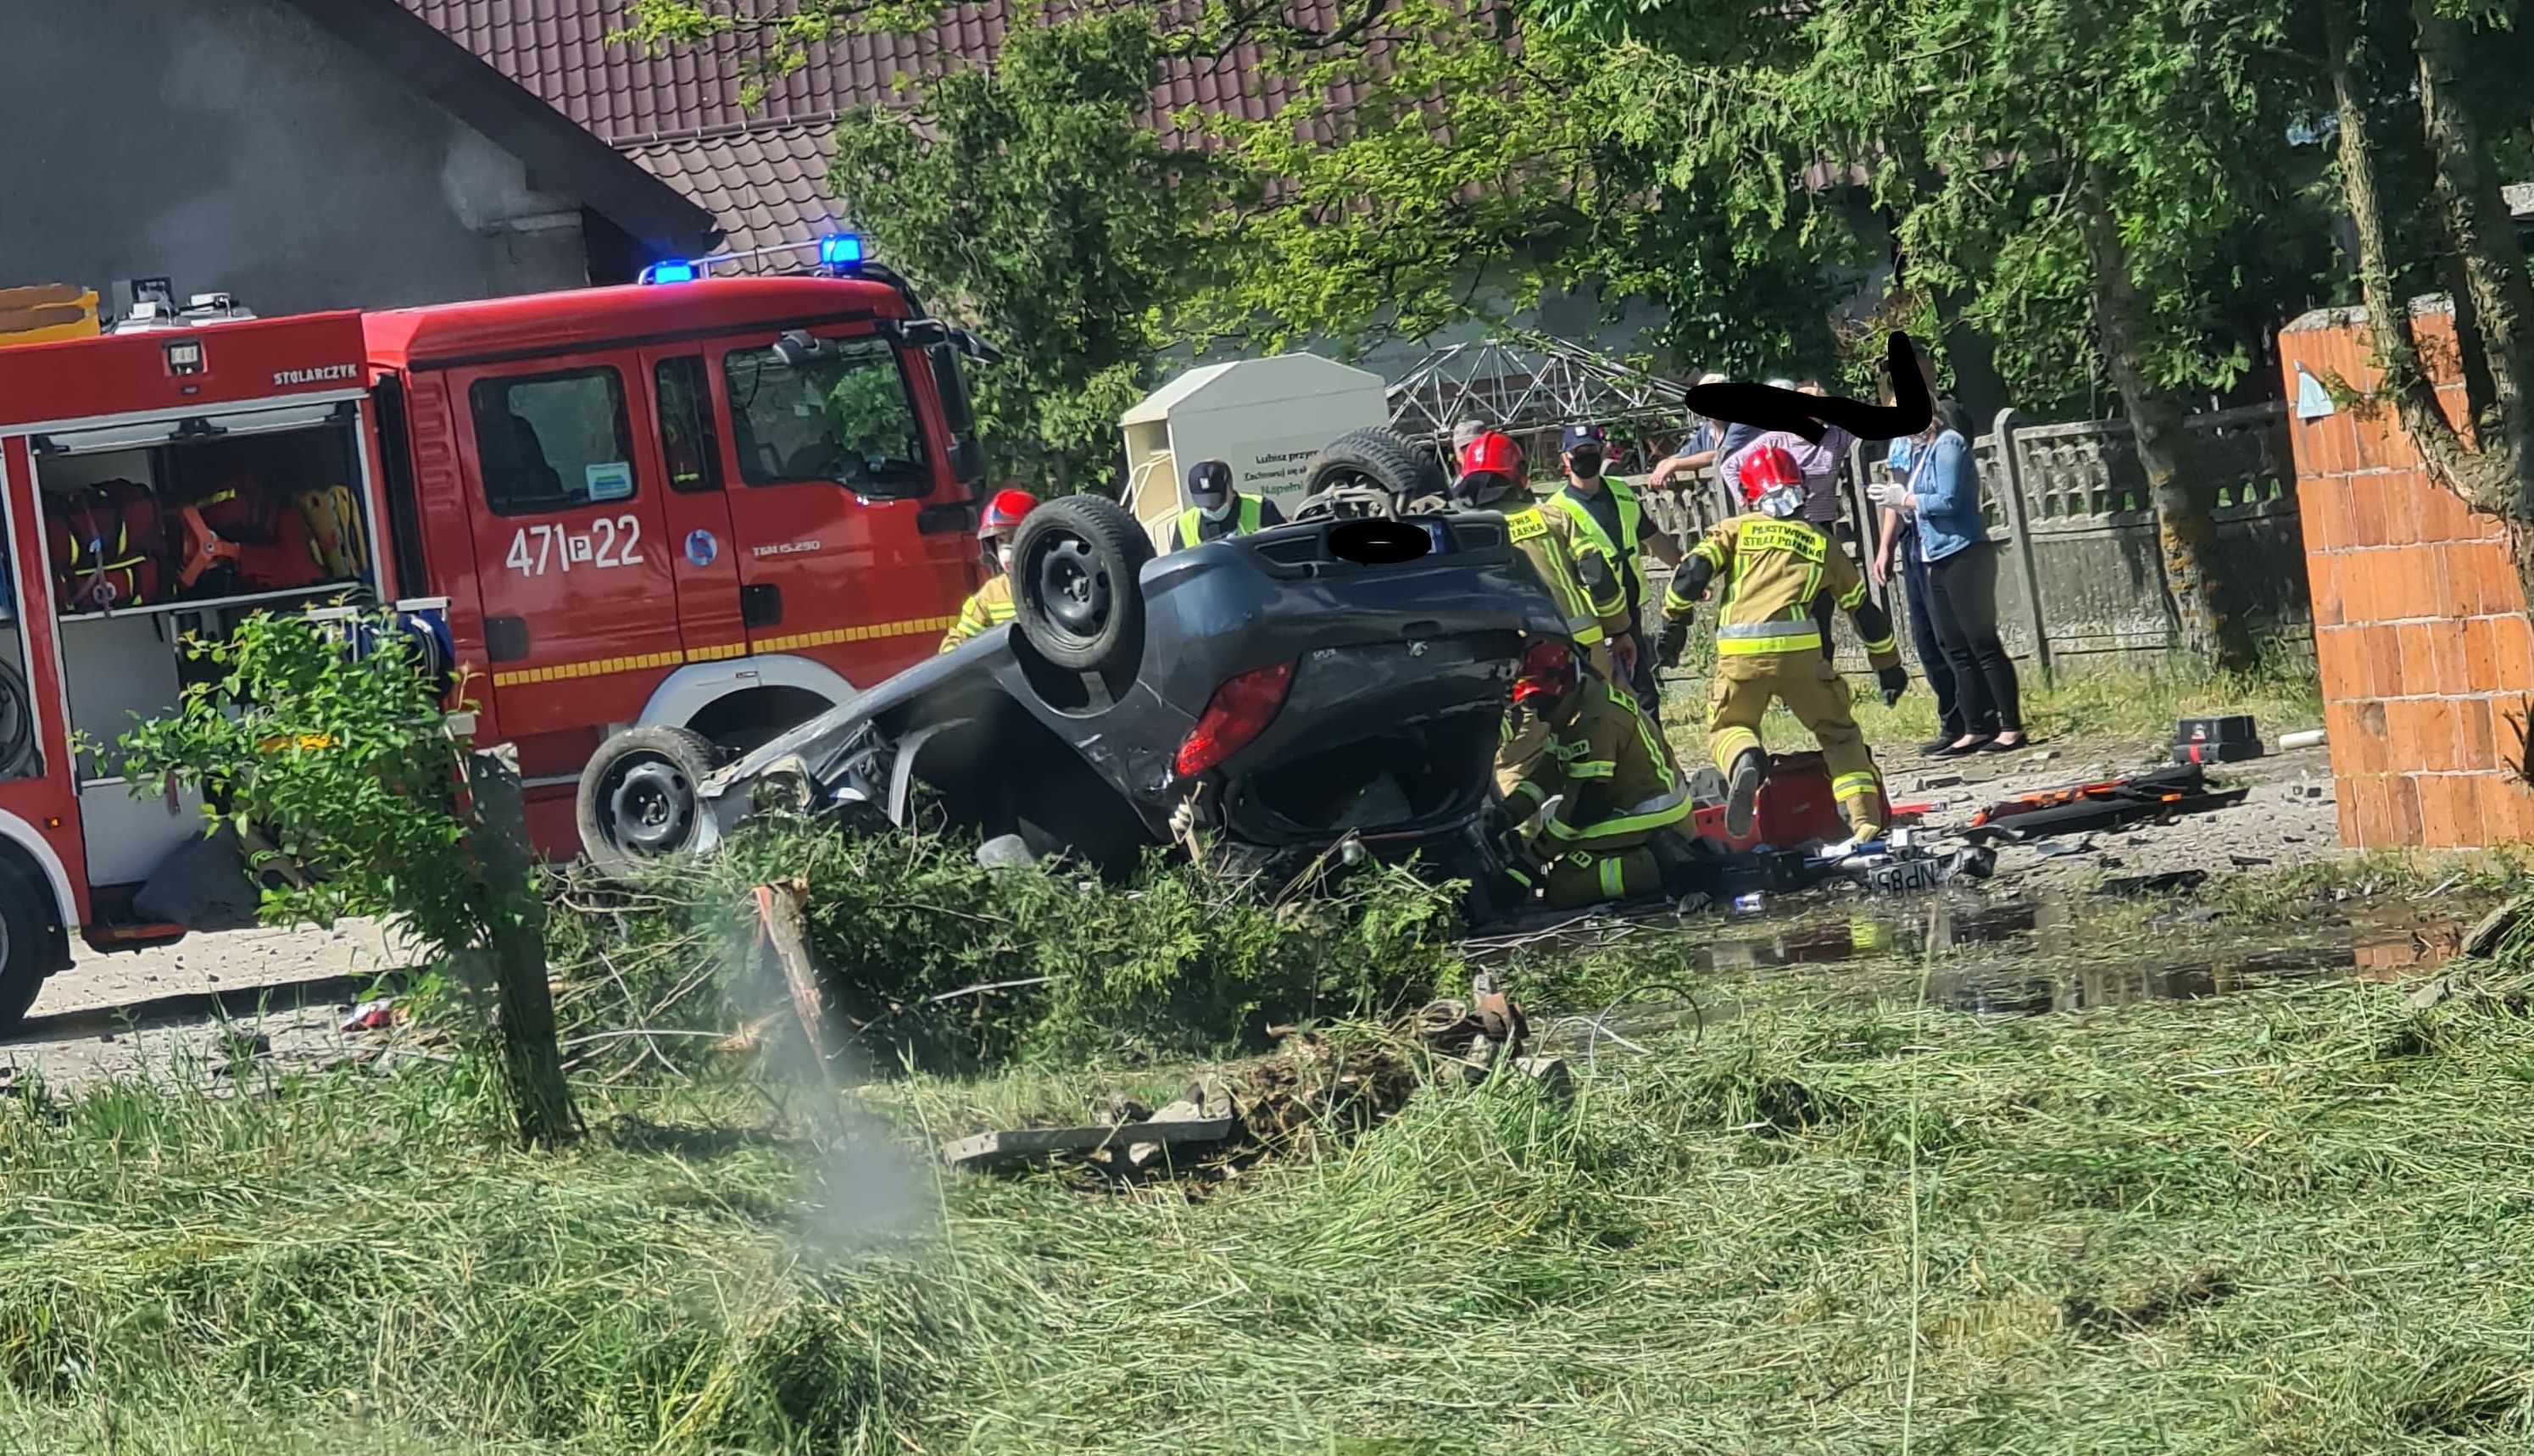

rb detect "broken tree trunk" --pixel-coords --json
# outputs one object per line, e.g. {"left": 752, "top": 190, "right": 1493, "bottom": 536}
{"left": 2075, "top": 170, "right": 2253, "bottom": 672}
{"left": 470, "top": 745, "right": 577, "bottom": 1148}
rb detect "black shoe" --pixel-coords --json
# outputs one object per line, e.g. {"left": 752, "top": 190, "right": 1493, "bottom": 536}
{"left": 1935, "top": 735, "right": 1994, "bottom": 758}
{"left": 1724, "top": 750, "right": 1767, "bottom": 840}
{"left": 1914, "top": 736, "right": 1958, "bottom": 758}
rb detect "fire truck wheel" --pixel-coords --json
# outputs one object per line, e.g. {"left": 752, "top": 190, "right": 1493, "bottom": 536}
{"left": 1011, "top": 493, "right": 1152, "bottom": 673}
{"left": 576, "top": 725, "right": 718, "bottom": 875}
{"left": 0, "top": 874, "right": 49, "bottom": 1032}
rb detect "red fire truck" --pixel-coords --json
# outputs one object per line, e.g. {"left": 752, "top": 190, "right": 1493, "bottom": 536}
{"left": 0, "top": 244, "right": 992, "bottom": 1025}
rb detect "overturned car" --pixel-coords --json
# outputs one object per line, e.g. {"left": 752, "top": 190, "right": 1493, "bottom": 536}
{"left": 575, "top": 438, "right": 1569, "bottom": 897}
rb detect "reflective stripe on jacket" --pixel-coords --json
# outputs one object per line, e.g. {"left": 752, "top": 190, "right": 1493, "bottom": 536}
{"left": 1506, "top": 504, "right": 1628, "bottom": 647}
{"left": 1672, "top": 513, "right": 1897, "bottom": 664}
{"left": 938, "top": 574, "right": 1016, "bottom": 653}
{"left": 1551, "top": 477, "right": 1646, "bottom": 608}
{"left": 1501, "top": 679, "right": 1690, "bottom": 850}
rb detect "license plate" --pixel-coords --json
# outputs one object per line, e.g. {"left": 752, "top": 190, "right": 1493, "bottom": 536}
{"left": 1861, "top": 856, "right": 1952, "bottom": 895}
{"left": 1422, "top": 520, "right": 1451, "bottom": 553}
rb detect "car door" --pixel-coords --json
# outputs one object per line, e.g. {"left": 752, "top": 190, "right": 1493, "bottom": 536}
{"left": 709, "top": 328, "right": 974, "bottom": 680}
{"left": 454, "top": 355, "right": 683, "bottom": 738}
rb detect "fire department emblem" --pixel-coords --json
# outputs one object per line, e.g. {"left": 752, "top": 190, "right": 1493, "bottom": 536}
{"left": 684, "top": 530, "right": 717, "bottom": 567}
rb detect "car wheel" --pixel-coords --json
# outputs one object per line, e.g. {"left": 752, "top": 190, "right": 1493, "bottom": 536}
{"left": 1305, "top": 427, "right": 1448, "bottom": 506}
{"left": 0, "top": 875, "right": 53, "bottom": 1036}
{"left": 576, "top": 725, "right": 718, "bottom": 875}
{"left": 1011, "top": 493, "right": 1152, "bottom": 674}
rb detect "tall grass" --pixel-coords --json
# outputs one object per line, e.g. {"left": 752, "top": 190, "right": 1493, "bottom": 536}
{"left": 17, "top": 967, "right": 2534, "bottom": 1453}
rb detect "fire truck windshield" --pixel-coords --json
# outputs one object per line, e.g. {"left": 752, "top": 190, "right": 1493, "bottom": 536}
{"left": 722, "top": 335, "right": 928, "bottom": 496}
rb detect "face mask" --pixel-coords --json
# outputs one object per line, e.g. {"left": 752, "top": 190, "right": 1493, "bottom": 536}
{"left": 1199, "top": 499, "right": 1234, "bottom": 522}
{"left": 996, "top": 542, "right": 1015, "bottom": 573}
{"left": 1568, "top": 447, "right": 1605, "bottom": 480}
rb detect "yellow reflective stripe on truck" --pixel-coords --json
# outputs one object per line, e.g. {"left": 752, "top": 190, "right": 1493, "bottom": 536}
{"left": 488, "top": 614, "right": 960, "bottom": 688}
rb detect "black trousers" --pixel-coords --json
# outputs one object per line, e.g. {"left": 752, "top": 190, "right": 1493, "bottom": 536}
{"left": 1899, "top": 546, "right": 1963, "bottom": 738}
{"left": 1925, "top": 541, "right": 2023, "bottom": 736}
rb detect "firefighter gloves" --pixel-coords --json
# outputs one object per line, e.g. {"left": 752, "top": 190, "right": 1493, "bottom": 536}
{"left": 1878, "top": 663, "right": 1910, "bottom": 707}
{"left": 1655, "top": 620, "right": 1690, "bottom": 670}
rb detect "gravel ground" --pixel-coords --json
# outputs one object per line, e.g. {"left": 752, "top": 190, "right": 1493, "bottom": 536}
{"left": 3, "top": 919, "right": 409, "bottom": 1092}
{"left": 1885, "top": 736, "right": 2343, "bottom": 891}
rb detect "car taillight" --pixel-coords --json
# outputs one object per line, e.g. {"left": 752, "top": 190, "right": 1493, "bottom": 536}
{"left": 1173, "top": 660, "right": 1296, "bottom": 778}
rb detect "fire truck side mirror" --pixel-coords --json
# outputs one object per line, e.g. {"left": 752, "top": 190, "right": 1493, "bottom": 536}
{"left": 949, "top": 437, "right": 985, "bottom": 489}
{"left": 955, "top": 329, "right": 1004, "bottom": 364}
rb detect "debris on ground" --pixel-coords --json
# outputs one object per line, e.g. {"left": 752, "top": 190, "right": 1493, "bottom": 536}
{"left": 2098, "top": 870, "right": 2210, "bottom": 897}
{"left": 940, "top": 1086, "right": 1238, "bottom": 1174}
{"left": 940, "top": 1033, "right": 1421, "bottom": 1187}
{"left": 2464, "top": 896, "right": 2529, "bottom": 959}
{"left": 2172, "top": 714, "right": 2264, "bottom": 764}
{"left": 340, "top": 998, "right": 397, "bottom": 1032}
{"left": 1968, "top": 764, "right": 2247, "bottom": 843}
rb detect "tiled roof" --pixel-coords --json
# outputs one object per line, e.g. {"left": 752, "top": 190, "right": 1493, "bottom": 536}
{"left": 398, "top": 0, "right": 1316, "bottom": 147}
{"left": 403, "top": 0, "right": 1341, "bottom": 252}
{"left": 622, "top": 124, "right": 842, "bottom": 256}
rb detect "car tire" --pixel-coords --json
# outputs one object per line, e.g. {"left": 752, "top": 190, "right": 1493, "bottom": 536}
{"left": 0, "top": 875, "right": 54, "bottom": 1036}
{"left": 576, "top": 725, "right": 718, "bottom": 875}
{"left": 1011, "top": 493, "right": 1152, "bottom": 674}
{"left": 1306, "top": 427, "right": 1448, "bottom": 505}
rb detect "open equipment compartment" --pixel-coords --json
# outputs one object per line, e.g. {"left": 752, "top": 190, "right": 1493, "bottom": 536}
{"left": 0, "top": 306, "right": 389, "bottom": 913}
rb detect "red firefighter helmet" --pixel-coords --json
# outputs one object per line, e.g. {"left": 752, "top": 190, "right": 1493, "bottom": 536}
{"left": 978, "top": 487, "right": 1035, "bottom": 540}
{"left": 1737, "top": 443, "right": 1803, "bottom": 505}
{"left": 1458, "top": 431, "right": 1523, "bottom": 482}
{"left": 1511, "top": 636, "right": 1579, "bottom": 709}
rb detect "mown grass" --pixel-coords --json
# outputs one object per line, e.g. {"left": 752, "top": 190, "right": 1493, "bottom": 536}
{"left": 19, "top": 955, "right": 2534, "bottom": 1453}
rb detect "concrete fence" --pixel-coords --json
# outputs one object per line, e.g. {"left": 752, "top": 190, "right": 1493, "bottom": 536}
{"left": 1636, "top": 401, "right": 2312, "bottom": 679}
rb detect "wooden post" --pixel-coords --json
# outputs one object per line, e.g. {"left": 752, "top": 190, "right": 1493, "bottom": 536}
{"left": 470, "top": 744, "right": 577, "bottom": 1148}
{"left": 1991, "top": 408, "right": 2056, "bottom": 687}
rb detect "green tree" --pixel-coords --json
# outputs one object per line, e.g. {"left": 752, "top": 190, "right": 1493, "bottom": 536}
{"left": 806, "top": 13, "right": 1232, "bottom": 491}
{"left": 2321, "top": 0, "right": 2534, "bottom": 613}
{"left": 105, "top": 613, "right": 576, "bottom": 1147}
{"left": 1538, "top": 0, "right": 2338, "bottom": 670}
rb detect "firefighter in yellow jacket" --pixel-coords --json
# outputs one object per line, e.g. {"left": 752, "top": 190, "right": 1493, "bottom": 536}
{"left": 1654, "top": 443, "right": 1908, "bottom": 849}
{"left": 1449, "top": 438, "right": 1629, "bottom": 684}
{"left": 1495, "top": 636, "right": 1694, "bottom": 909}
{"left": 938, "top": 487, "right": 1036, "bottom": 653}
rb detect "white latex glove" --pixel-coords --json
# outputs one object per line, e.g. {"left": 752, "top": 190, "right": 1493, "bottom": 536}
{"left": 1866, "top": 479, "right": 1912, "bottom": 510}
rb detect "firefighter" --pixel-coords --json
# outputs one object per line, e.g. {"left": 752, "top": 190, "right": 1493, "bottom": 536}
{"left": 1551, "top": 423, "right": 1686, "bottom": 720}
{"left": 1493, "top": 636, "right": 1695, "bottom": 909}
{"left": 1168, "top": 458, "right": 1285, "bottom": 551}
{"left": 1453, "top": 436, "right": 1628, "bottom": 682}
{"left": 938, "top": 486, "right": 1037, "bottom": 653}
{"left": 1653, "top": 444, "right": 1909, "bottom": 850}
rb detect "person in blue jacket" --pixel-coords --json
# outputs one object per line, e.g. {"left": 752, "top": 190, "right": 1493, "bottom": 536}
{"left": 1868, "top": 401, "right": 2029, "bottom": 755}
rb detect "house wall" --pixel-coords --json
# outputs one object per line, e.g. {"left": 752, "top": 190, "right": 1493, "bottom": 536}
{"left": 3, "top": 0, "right": 591, "bottom": 317}
{"left": 2277, "top": 303, "right": 2534, "bottom": 849}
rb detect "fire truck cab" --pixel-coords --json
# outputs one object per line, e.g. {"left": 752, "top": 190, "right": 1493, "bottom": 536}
{"left": 0, "top": 254, "right": 990, "bottom": 1026}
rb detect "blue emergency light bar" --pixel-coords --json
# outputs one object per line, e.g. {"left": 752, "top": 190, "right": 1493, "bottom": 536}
{"left": 639, "top": 258, "right": 700, "bottom": 285}
{"left": 818, "top": 233, "right": 866, "bottom": 270}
